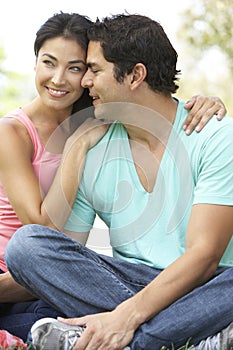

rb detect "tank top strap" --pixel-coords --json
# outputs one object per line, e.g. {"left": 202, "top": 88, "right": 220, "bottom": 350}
{"left": 3, "top": 107, "right": 44, "bottom": 161}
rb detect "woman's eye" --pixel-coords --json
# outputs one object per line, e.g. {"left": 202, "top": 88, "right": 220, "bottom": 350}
{"left": 43, "top": 60, "right": 53, "bottom": 66}
{"left": 70, "top": 66, "right": 81, "bottom": 72}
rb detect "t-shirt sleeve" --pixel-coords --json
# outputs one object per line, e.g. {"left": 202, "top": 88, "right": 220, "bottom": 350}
{"left": 64, "top": 186, "right": 96, "bottom": 233}
{"left": 193, "top": 124, "right": 233, "bottom": 205}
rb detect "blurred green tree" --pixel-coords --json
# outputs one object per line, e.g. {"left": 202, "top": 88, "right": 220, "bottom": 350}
{"left": 0, "top": 45, "right": 35, "bottom": 116}
{"left": 178, "top": 0, "right": 233, "bottom": 74}
{"left": 176, "top": 0, "right": 233, "bottom": 115}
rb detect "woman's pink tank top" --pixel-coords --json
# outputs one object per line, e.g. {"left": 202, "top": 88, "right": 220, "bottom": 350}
{"left": 0, "top": 108, "right": 62, "bottom": 271}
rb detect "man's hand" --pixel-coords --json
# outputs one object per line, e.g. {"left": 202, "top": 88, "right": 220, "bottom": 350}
{"left": 183, "top": 95, "right": 226, "bottom": 135}
{"left": 58, "top": 308, "right": 135, "bottom": 350}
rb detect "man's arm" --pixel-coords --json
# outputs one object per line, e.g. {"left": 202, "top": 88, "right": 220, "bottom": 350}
{"left": 61, "top": 204, "right": 233, "bottom": 350}
{"left": 118, "top": 204, "right": 233, "bottom": 323}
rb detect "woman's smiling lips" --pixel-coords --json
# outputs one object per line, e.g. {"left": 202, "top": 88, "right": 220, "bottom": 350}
{"left": 46, "top": 87, "right": 69, "bottom": 98}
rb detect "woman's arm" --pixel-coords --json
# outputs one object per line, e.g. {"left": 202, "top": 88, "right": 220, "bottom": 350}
{"left": 0, "top": 272, "right": 35, "bottom": 302}
{"left": 183, "top": 95, "right": 226, "bottom": 135}
{"left": 0, "top": 117, "right": 109, "bottom": 231}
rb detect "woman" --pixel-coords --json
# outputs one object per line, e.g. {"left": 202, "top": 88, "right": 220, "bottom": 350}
{"left": 0, "top": 11, "right": 106, "bottom": 341}
{"left": 0, "top": 11, "right": 227, "bottom": 341}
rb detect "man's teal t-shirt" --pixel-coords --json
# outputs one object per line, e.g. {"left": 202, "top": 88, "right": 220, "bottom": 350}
{"left": 65, "top": 101, "right": 233, "bottom": 269}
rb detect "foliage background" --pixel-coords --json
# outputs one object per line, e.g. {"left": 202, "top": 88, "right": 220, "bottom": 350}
{"left": 176, "top": 0, "right": 233, "bottom": 115}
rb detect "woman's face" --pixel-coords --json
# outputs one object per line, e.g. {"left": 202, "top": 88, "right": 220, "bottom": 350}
{"left": 35, "top": 36, "right": 87, "bottom": 111}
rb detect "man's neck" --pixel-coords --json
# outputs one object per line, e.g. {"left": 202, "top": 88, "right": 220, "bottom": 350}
{"left": 124, "top": 94, "right": 178, "bottom": 148}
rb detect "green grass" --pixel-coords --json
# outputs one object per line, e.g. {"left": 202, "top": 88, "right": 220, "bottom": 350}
{"left": 160, "top": 338, "right": 195, "bottom": 350}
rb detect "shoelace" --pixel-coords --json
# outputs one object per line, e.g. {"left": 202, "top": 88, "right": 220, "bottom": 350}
{"left": 59, "top": 329, "right": 83, "bottom": 350}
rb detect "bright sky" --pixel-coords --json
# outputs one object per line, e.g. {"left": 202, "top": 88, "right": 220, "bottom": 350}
{"left": 0, "top": 0, "right": 190, "bottom": 74}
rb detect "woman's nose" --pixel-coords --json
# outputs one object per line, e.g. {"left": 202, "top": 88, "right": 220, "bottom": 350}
{"left": 51, "top": 69, "right": 66, "bottom": 86}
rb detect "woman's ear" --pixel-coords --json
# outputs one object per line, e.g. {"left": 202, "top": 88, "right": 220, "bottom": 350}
{"left": 130, "top": 63, "right": 147, "bottom": 90}
{"left": 34, "top": 58, "right": 38, "bottom": 72}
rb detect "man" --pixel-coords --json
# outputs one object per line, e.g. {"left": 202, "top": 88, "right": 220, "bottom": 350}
{"left": 6, "top": 14, "right": 233, "bottom": 350}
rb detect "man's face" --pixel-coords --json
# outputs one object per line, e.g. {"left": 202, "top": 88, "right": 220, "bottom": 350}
{"left": 81, "top": 41, "right": 131, "bottom": 116}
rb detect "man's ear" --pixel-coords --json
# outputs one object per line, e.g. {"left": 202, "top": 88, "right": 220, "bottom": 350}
{"left": 130, "top": 63, "right": 147, "bottom": 90}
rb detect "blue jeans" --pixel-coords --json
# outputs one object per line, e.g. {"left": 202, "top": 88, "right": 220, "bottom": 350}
{"left": 0, "top": 296, "right": 63, "bottom": 341}
{"left": 5, "top": 224, "right": 233, "bottom": 349}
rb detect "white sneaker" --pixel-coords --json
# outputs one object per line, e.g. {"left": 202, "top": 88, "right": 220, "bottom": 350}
{"left": 28, "top": 317, "right": 131, "bottom": 350}
{"left": 195, "top": 322, "right": 233, "bottom": 350}
{"left": 28, "top": 317, "right": 84, "bottom": 350}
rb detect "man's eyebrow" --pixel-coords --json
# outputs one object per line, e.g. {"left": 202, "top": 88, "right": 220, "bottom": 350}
{"left": 86, "top": 62, "right": 98, "bottom": 68}
{"left": 42, "top": 53, "right": 86, "bottom": 65}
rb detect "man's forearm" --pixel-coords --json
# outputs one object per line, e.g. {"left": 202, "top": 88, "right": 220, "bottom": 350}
{"left": 116, "top": 250, "right": 217, "bottom": 331}
{"left": 0, "top": 271, "right": 35, "bottom": 302}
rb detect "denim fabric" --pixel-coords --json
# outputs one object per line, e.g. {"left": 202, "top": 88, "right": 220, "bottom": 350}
{"left": 5, "top": 224, "right": 233, "bottom": 349}
{"left": 0, "top": 298, "right": 63, "bottom": 341}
